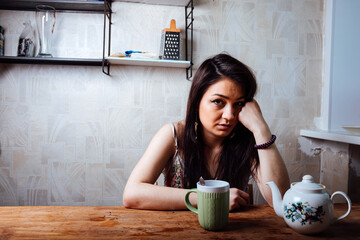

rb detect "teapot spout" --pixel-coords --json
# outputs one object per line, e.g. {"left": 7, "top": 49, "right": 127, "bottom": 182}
{"left": 266, "top": 181, "right": 284, "bottom": 218}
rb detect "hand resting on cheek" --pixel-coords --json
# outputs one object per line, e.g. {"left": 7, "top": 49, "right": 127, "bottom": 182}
{"left": 238, "top": 100, "right": 269, "bottom": 135}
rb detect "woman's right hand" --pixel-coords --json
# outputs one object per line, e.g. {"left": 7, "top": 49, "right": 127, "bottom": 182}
{"left": 229, "top": 188, "right": 250, "bottom": 211}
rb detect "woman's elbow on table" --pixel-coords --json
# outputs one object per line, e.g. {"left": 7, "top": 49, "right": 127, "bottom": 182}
{"left": 122, "top": 188, "right": 140, "bottom": 209}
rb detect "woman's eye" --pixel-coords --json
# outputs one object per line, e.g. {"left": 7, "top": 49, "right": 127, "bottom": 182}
{"left": 211, "top": 99, "right": 223, "bottom": 105}
{"left": 235, "top": 102, "right": 246, "bottom": 107}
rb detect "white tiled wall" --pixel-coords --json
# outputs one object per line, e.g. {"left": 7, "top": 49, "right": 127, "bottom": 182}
{"left": 0, "top": 0, "right": 327, "bottom": 206}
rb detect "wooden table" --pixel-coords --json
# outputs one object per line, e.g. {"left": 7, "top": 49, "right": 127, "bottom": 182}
{"left": 0, "top": 203, "right": 358, "bottom": 239}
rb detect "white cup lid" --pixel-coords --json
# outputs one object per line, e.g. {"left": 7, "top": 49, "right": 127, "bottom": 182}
{"left": 197, "top": 180, "right": 229, "bottom": 193}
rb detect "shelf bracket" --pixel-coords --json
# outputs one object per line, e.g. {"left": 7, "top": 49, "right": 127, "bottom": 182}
{"left": 102, "top": 0, "right": 112, "bottom": 75}
{"left": 185, "top": 0, "right": 194, "bottom": 80}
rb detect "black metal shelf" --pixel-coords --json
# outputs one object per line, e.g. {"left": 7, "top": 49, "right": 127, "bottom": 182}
{"left": 102, "top": 0, "right": 194, "bottom": 79}
{"left": 0, "top": 0, "right": 109, "bottom": 68}
{"left": 0, "top": 56, "right": 105, "bottom": 66}
{"left": 0, "top": 0, "right": 106, "bottom": 13}
{"left": 0, "top": 0, "right": 193, "bottom": 78}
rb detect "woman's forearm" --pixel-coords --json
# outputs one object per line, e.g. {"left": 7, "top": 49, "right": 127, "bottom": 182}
{"left": 123, "top": 183, "right": 197, "bottom": 210}
{"left": 238, "top": 100, "right": 289, "bottom": 205}
{"left": 253, "top": 129, "right": 290, "bottom": 206}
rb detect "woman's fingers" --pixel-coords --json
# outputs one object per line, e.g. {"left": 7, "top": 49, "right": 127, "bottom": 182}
{"left": 238, "top": 190, "right": 250, "bottom": 204}
{"left": 235, "top": 192, "right": 249, "bottom": 206}
{"left": 229, "top": 199, "right": 240, "bottom": 211}
{"left": 229, "top": 188, "right": 251, "bottom": 211}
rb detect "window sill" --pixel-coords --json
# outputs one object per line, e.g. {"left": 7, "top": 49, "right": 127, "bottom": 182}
{"left": 300, "top": 129, "right": 360, "bottom": 145}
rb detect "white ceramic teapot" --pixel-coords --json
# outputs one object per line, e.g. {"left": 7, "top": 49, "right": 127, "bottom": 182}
{"left": 266, "top": 175, "right": 351, "bottom": 234}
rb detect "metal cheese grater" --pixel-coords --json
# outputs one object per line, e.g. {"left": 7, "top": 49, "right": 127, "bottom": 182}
{"left": 159, "top": 19, "right": 182, "bottom": 60}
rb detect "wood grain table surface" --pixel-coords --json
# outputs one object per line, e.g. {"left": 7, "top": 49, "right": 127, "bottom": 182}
{"left": 0, "top": 203, "right": 358, "bottom": 239}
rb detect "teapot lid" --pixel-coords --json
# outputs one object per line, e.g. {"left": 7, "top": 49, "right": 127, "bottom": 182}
{"left": 291, "top": 175, "right": 325, "bottom": 193}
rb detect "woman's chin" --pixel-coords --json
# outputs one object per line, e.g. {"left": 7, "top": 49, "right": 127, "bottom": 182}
{"left": 216, "top": 131, "right": 231, "bottom": 138}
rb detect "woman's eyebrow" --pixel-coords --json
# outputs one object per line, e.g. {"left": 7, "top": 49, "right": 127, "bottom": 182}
{"left": 212, "top": 93, "right": 246, "bottom": 100}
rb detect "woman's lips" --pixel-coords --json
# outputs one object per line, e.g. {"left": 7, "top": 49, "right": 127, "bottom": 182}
{"left": 217, "top": 124, "right": 232, "bottom": 130}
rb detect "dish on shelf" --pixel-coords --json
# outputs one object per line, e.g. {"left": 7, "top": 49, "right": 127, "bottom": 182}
{"left": 342, "top": 126, "right": 360, "bottom": 136}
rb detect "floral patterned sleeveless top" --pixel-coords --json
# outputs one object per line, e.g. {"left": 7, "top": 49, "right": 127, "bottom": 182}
{"left": 163, "top": 123, "right": 185, "bottom": 188}
{"left": 162, "top": 123, "right": 251, "bottom": 190}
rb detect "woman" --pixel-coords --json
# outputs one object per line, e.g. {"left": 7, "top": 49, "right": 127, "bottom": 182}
{"left": 123, "top": 53, "right": 289, "bottom": 211}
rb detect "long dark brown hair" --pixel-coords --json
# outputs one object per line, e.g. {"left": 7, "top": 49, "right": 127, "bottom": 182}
{"left": 179, "top": 53, "right": 259, "bottom": 189}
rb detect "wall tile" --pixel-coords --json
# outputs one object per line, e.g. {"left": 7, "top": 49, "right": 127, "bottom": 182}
{"left": 0, "top": 168, "right": 17, "bottom": 205}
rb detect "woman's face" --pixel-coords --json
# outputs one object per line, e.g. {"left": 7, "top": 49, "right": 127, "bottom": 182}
{"left": 198, "top": 77, "right": 246, "bottom": 140}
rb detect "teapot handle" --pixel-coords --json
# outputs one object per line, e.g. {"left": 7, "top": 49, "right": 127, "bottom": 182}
{"left": 331, "top": 191, "right": 352, "bottom": 220}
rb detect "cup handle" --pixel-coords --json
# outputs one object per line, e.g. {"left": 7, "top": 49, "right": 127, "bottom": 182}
{"left": 184, "top": 188, "right": 198, "bottom": 214}
{"left": 331, "top": 191, "right": 352, "bottom": 220}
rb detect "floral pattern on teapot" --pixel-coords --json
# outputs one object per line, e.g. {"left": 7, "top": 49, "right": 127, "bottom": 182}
{"left": 284, "top": 202, "right": 325, "bottom": 225}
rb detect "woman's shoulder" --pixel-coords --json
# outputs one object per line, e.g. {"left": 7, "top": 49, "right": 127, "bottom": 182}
{"left": 171, "top": 121, "right": 185, "bottom": 135}
{"left": 154, "top": 121, "right": 185, "bottom": 141}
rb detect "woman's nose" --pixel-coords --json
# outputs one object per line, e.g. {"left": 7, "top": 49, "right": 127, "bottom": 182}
{"left": 222, "top": 105, "right": 235, "bottom": 120}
